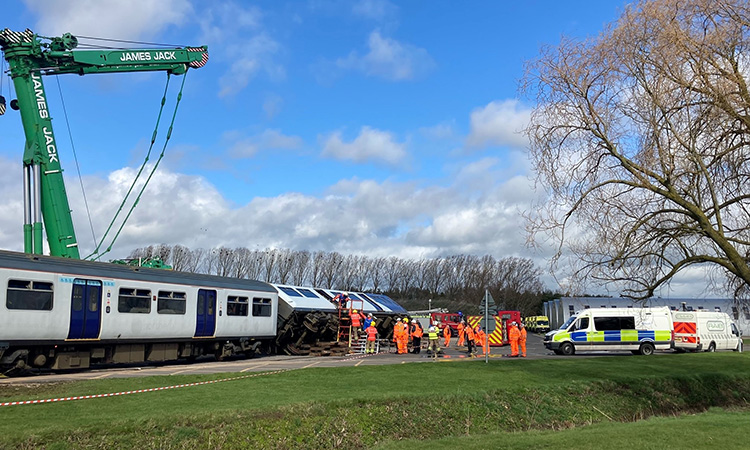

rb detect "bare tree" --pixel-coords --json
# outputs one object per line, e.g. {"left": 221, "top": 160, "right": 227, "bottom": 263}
{"left": 170, "top": 244, "right": 194, "bottom": 272}
{"left": 349, "top": 255, "right": 370, "bottom": 291}
{"left": 289, "top": 250, "right": 311, "bottom": 285}
{"left": 215, "top": 247, "right": 235, "bottom": 277}
{"left": 275, "top": 248, "right": 295, "bottom": 284}
{"left": 384, "top": 256, "right": 403, "bottom": 293}
{"left": 320, "top": 251, "right": 343, "bottom": 288}
{"left": 369, "top": 257, "right": 387, "bottom": 293}
{"left": 233, "top": 247, "right": 252, "bottom": 279}
{"left": 259, "top": 249, "right": 278, "bottom": 282}
{"left": 425, "top": 257, "right": 446, "bottom": 297}
{"left": 523, "top": 0, "right": 750, "bottom": 299}
{"left": 309, "top": 251, "right": 326, "bottom": 287}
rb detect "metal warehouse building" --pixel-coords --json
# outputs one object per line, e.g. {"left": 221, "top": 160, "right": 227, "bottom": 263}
{"left": 544, "top": 297, "right": 750, "bottom": 337}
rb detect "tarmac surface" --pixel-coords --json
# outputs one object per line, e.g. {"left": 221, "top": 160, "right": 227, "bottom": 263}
{"left": 0, "top": 333, "right": 636, "bottom": 384}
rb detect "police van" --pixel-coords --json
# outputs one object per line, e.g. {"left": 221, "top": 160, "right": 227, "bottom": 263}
{"left": 544, "top": 307, "right": 672, "bottom": 356}
{"left": 672, "top": 310, "right": 743, "bottom": 353}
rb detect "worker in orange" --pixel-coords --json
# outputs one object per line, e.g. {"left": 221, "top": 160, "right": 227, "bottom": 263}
{"left": 442, "top": 323, "right": 452, "bottom": 348}
{"left": 411, "top": 320, "right": 423, "bottom": 354}
{"left": 400, "top": 318, "right": 410, "bottom": 354}
{"left": 465, "top": 323, "right": 475, "bottom": 356}
{"left": 365, "top": 320, "right": 379, "bottom": 354}
{"left": 350, "top": 309, "right": 362, "bottom": 343}
{"left": 393, "top": 318, "right": 406, "bottom": 354}
{"left": 519, "top": 322, "right": 527, "bottom": 357}
{"left": 508, "top": 321, "right": 520, "bottom": 357}
{"left": 457, "top": 320, "right": 466, "bottom": 347}
{"left": 475, "top": 325, "right": 486, "bottom": 356}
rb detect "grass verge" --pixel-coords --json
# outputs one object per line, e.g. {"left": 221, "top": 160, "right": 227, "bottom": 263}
{"left": 0, "top": 352, "right": 748, "bottom": 449}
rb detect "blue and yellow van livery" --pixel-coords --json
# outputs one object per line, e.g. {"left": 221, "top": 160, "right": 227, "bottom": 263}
{"left": 544, "top": 307, "right": 673, "bottom": 356}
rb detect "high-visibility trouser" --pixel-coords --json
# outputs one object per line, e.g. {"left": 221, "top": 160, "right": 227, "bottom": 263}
{"left": 457, "top": 334, "right": 465, "bottom": 346}
{"left": 444, "top": 335, "right": 450, "bottom": 347}
{"left": 510, "top": 339, "right": 519, "bottom": 356}
{"left": 397, "top": 337, "right": 408, "bottom": 354}
{"left": 520, "top": 339, "right": 526, "bottom": 357}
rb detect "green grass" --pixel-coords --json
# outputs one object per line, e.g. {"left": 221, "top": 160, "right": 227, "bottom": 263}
{"left": 376, "top": 407, "right": 750, "bottom": 450}
{"left": 1, "top": 352, "right": 749, "bottom": 449}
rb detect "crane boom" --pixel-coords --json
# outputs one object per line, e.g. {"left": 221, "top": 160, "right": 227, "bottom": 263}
{"left": 0, "top": 29, "right": 208, "bottom": 258}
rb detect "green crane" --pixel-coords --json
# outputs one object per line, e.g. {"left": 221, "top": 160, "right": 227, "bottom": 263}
{"left": 0, "top": 29, "right": 208, "bottom": 259}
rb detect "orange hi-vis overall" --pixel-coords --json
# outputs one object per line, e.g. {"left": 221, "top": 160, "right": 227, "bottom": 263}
{"left": 394, "top": 322, "right": 408, "bottom": 354}
{"left": 457, "top": 322, "right": 465, "bottom": 346}
{"left": 519, "top": 327, "right": 527, "bottom": 357}
{"left": 365, "top": 324, "right": 378, "bottom": 354}
{"left": 443, "top": 325, "right": 451, "bottom": 347}
{"left": 509, "top": 325, "right": 520, "bottom": 356}
{"left": 475, "top": 329, "right": 486, "bottom": 355}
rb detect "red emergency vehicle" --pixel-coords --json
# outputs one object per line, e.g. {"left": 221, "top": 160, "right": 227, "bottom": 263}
{"left": 431, "top": 310, "right": 521, "bottom": 346}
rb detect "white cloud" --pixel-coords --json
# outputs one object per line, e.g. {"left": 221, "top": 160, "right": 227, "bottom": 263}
{"left": 25, "top": 0, "right": 192, "bottom": 40}
{"left": 218, "top": 33, "right": 284, "bottom": 98}
{"left": 225, "top": 129, "right": 303, "bottom": 159}
{"left": 193, "top": 3, "right": 284, "bottom": 98}
{"left": 336, "top": 30, "right": 435, "bottom": 81}
{"left": 0, "top": 154, "right": 724, "bottom": 297}
{"left": 466, "top": 99, "right": 532, "bottom": 149}
{"left": 320, "top": 126, "right": 407, "bottom": 166}
{"left": 419, "top": 122, "right": 455, "bottom": 140}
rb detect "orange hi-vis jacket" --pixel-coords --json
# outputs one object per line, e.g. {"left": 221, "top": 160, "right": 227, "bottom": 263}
{"left": 443, "top": 326, "right": 451, "bottom": 338}
{"left": 350, "top": 311, "right": 362, "bottom": 328}
{"left": 509, "top": 325, "right": 520, "bottom": 342}
{"left": 412, "top": 325, "right": 423, "bottom": 339}
{"left": 394, "top": 322, "right": 406, "bottom": 339}
{"left": 465, "top": 326, "right": 475, "bottom": 342}
{"left": 366, "top": 325, "right": 378, "bottom": 341}
{"left": 457, "top": 322, "right": 465, "bottom": 335}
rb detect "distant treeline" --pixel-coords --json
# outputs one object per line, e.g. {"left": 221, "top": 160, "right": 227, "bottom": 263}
{"left": 126, "top": 244, "right": 557, "bottom": 315}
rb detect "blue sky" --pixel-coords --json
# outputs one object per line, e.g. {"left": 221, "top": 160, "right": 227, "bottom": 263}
{"left": 4, "top": 0, "right": 714, "bottom": 296}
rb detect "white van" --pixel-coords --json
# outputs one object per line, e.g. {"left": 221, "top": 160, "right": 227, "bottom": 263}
{"left": 671, "top": 310, "right": 743, "bottom": 352}
{"left": 544, "top": 307, "right": 673, "bottom": 356}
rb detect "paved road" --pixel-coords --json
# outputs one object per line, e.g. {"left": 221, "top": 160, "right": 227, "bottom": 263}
{"left": 0, "top": 333, "right": 633, "bottom": 385}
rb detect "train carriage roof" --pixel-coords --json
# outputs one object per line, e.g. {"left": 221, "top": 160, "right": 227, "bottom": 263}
{"left": 272, "top": 283, "right": 406, "bottom": 314}
{"left": 0, "top": 250, "right": 276, "bottom": 293}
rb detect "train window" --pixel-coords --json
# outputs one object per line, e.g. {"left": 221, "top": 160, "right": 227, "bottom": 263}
{"left": 278, "top": 287, "right": 303, "bottom": 297}
{"left": 252, "top": 297, "right": 272, "bottom": 317}
{"left": 157, "top": 291, "right": 186, "bottom": 315}
{"left": 118, "top": 288, "right": 151, "bottom": 313}
{"left": 6, "top": 279, "right": 53, "bottom": 310}
{"left": 296, "top": 288, "right": 319, "bottom": 299}
{"left": 227, "top": 296, "right": 249, "bottom": 316}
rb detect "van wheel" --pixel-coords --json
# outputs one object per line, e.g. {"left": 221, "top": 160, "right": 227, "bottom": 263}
{"left": 707, "top": 342, "right": 716, "bottom": 352}
{"left": 639, "top": 342, "right": 655, "bottom": 356}
{"left": 560, "top": 342, "right": 575, "bottom": 356}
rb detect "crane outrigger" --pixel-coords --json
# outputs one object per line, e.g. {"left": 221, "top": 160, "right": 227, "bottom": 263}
{"left": 0, "top": 28, "right": 208, "bottom": 259}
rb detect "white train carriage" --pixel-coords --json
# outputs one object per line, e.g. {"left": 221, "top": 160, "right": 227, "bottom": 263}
{"left": 0, "top": 250, "right": 278, "bottom": 371}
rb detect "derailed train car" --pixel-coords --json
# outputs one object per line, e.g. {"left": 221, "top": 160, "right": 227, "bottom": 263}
{"left": 272, "top": 284, "right": 408, "bottom": 355}
{"left": 0, "top": 249, "right": 409, "bottom": 372}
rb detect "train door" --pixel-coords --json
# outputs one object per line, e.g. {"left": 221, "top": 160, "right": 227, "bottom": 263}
{"left": 67, "top": 279, "right": 102, "bottom": 340}
{"left": 195, "top": 289, "right": 217, "bottom": 337}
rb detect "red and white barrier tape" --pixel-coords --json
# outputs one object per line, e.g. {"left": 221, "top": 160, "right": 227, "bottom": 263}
{"left": 0, "top": 368, "right": 292, "bottom": 407}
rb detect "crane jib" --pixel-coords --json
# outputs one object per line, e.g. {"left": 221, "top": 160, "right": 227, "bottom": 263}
{"left": 72, "top": 49, "right": 205, "bottom": 66}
